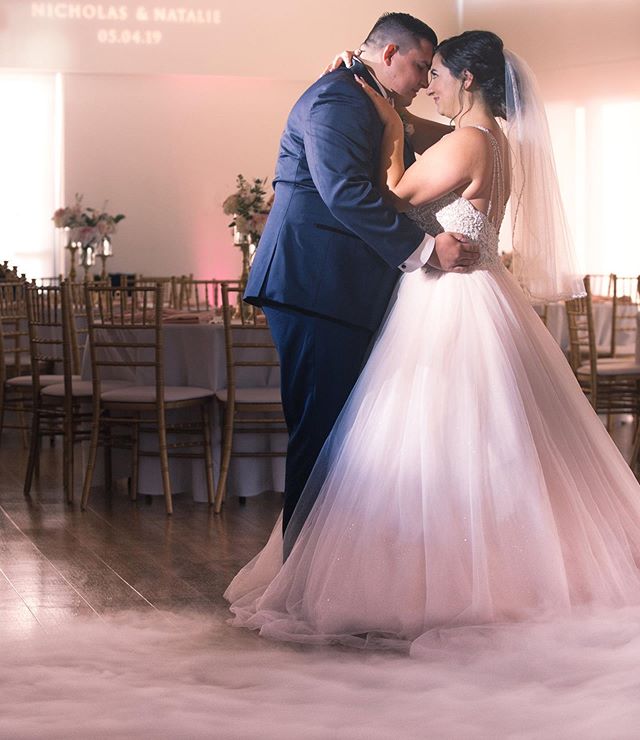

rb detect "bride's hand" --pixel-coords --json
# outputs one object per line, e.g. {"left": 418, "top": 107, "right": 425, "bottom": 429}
{"left": 320, "top": 50, "right": 356, "bottom": 76}
{"left": 354, "top": 75, "right": 403, "bottom": 130}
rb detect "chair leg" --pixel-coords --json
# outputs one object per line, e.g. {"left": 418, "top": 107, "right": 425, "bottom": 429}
{"left": 68, "top": 436, "right": 76, "bottom": 505}
{"left": 157, "top": 407, "right": 173, "bottom": 515}
{"left": 103, "top": 411, "right": 112, "bottom": 494}
{"left": 0, "top": 386, "right": 6, "bottom": 445}
{"left": 202, "top": 403, "right": 215, "bottom": 506}
{"left": 630, "top": 417, "right": 640, "bottom": 473}
{"left": 63, "top": 405, "right": 74, "bottom": 504}
{"left": 214, "top": 401, "right": 233, "bottom": 514}
{"left": 606, "top": 413, "right": 613, "bottom": 433}
{"left": 62, "top": 418, "right": 70, "bottom": 502}
{"left": 129, "top": 413, "right": 139, "bottom": 501}
{"left": 81, "top": 408, "right": 101, "bottom": 511}
{"left": 17, "top": 399, "right": 29, "bottom": 449}
{"left": 68, "top": 407, "right": 79, "bottom": 505}
{"left": 23, "top": 410, "right": 40, "bottom": 496}
{"left": 31, "top": 401, "right": 41, "bottom": 480}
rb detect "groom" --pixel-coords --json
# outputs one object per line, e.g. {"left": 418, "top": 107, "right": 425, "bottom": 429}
{"left": 245, "top": 12, "right": 479, "bottom": 540}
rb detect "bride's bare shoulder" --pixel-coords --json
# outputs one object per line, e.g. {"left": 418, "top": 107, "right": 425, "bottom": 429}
{"left": 416, "top": 126, "right": 486, "bottom": 167}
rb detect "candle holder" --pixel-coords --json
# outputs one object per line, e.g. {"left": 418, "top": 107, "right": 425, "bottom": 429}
{"left": 97, "top": 237, "right": 113, "bottom": 280}
{"left": 80, "top": 244, "right": 96, "bottom": 282}
{"left": 65, "top": 239, "right": 80, "bottom": 280}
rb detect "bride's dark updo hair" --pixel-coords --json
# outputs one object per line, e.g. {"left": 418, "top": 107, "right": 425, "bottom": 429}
{"left": 436, "top": 30, "right": 507, "bottom": 119}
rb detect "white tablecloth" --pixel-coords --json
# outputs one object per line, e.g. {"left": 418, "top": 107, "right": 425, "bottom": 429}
{"left": 537, "top": 301, "right": 637, "bottom": 355}
{"left": 81, "top": 322, "right": 285, "bottom": 501}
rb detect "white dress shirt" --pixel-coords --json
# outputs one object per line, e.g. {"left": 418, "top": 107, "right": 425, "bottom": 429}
{"left": 364, "top": 67, "right": 435, "bottom": 272}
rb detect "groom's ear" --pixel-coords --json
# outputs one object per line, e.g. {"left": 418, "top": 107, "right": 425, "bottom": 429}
{"left": 381, "top": 44, "right": 399, "bottom": 66}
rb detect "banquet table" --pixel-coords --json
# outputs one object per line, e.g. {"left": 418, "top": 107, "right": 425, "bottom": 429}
{"left": 80, "top": 319, "right": 285, "bottom": 502}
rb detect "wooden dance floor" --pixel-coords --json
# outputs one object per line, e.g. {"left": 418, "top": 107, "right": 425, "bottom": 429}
{"left": 0, "top": 435, "right": 281, "bottom": 635}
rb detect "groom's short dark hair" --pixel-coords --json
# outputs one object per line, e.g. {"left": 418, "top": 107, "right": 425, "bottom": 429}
{"left": 362, "top": 12, "right": 438, "bottom": 50}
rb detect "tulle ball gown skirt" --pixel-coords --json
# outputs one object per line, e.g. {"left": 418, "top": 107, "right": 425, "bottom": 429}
{"left": 225, "top": 264, "right": 640, "bottom": 650}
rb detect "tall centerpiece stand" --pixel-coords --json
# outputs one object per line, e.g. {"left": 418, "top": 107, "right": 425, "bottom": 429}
{"left": 223, "top": 174, "right": 272, "bottom": 292}
{"left": 233, "top": 225, "right": 256, "bottom": 286}
{"left": 97, "top": 237, "right": 113, "bottom": 280}
{"left": 65, "top": 234, "right": 81, "bottom": 280}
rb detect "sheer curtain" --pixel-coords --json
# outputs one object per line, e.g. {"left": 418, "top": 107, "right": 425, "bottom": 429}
{"left": 0, "top": 72, "right": 63, "bottom": 279}
{"left": 548, "top": 99, "right": 640, "bottom": 276}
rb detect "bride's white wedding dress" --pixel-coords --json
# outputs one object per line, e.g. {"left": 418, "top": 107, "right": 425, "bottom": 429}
{"left": 225, "top": 128, "right": 640, "bottom": 650}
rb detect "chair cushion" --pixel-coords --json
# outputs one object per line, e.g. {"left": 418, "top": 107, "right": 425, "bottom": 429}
{"left": 41, "top": 379, "right": 132, "bottom": 398}
{"left": 5, "top": 374, "right": 80, "bottom": 388}
{"left": 577, "top": 360, "right": 640, "bottom": 376}
{"left": 214, "top": 387, "right": 282, "bottom": 404}
{"left": 100, "top": 385, "right": 215, "bottom": 403}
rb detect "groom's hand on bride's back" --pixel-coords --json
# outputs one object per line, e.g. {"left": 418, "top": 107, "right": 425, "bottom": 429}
{"left": 428, "top": 232, "right": 480, "bottom": 272}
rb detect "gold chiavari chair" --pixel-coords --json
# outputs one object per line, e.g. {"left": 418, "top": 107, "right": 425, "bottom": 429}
{"left": 0, "top": 281, "right": 45, "bottom": 443}
{"left": 22, "top": 282, "right": 105, "bottom": 502}
{"left": 176, "top": 277, "right": 244, "bottom": 312}
{"left": 583, "top": 273, "right": 617, "bottom": 358}
{"left": 213, "top": 282, "right": 286, "bottom": 513}
{"left": 586, "top": 273, "right": 615, "bottom": 299}
{"left": 135, "top": 275, "right": 178, "bottom": 308}
{"left": 0, "top": 263, "right": 24, "bottom": 283}
{"left": 631, "top": 423, "right": 640, "bottom": 474}
{"left": 565, "top": 276, "right": 640, "bottom": 432}
{"left": 36, "top": 276, "right": 63, "bottom": 287}
{"left": 177, "top": 278, "right": 218, "bottom": 312}
{"left": 609, "top": 274, "right": 640, "bottom": 358}
{"left": 0, "top": 261, "right": 13, "bottom": 281}
{"left": 81, "top": 284, "right": 215, "bottom": 514}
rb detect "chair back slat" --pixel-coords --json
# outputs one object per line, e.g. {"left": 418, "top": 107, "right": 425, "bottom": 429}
{"left": 565, "top": 276, "right": 597, "bottom": 386}
{"left": 135, "top": 275, "right": 178, "bottom": 308}
{"left": 611, "top": 274, "right": 639, "bottom": 357}
{"left": 219, "top": 282, "right": 279, "bottom": 393}
{"left": 84, "top": 284, "right": 164, "bottom": 397}
{"left": 0, "top": 282, "right": 30, "bottom": 379}
{"left": 24, "top": 282, "right": 77, "bottom": 395}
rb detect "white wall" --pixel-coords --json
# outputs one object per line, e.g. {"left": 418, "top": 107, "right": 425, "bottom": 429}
{"left": 64, "top": 73, "right": 308, "bottom": 278}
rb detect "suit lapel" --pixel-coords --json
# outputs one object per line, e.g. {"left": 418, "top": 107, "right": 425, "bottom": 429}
{"left": 349, "top": 59, "right": 415, "bottom": 168}
{"left": 348, "top": 58, "right": 380, "bottom": 92}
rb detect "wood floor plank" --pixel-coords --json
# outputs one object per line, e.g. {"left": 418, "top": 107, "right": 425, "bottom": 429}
{"left": 0, "top": 433, "right": 283, "bottom": 626}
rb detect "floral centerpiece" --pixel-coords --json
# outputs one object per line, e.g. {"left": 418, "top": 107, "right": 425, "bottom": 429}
{"left": 223, "top": 175, "right": 273, "bottom": 282}
{"left": 53, "top": 194, "right": 125, "bottom": 278}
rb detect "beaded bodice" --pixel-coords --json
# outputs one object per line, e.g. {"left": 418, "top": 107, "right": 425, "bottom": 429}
{"left": 405, "top": 126, "right": 505, "bottom": 271}
{"left": 406, "top": 194, "right": 501, "bottom": 269}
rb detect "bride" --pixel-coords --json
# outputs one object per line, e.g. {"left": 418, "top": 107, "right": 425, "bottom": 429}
{"left": 225, "top": 30, "right": 640, "bottom": 649}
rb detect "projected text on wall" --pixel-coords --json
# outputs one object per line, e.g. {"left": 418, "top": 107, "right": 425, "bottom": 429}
{"left": 0, "top": 2, "right": 230, "bottom": 74}
{"left": 31, "top": 3, "right": 221, "bottom": 46}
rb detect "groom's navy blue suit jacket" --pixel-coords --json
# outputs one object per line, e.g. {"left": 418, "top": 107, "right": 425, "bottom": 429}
{"left": 244, "top": 60, "right": 425, "bottom": 332}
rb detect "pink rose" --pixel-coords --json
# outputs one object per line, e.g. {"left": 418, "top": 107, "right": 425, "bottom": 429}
{"left": 52, "top": 208, "right": 69, "bottom": 227}
{"left": 250, "top": 212, "right": 269, "bottom": 235}
{"left": 223, "top": 195, "right": 239, "bottom": 215}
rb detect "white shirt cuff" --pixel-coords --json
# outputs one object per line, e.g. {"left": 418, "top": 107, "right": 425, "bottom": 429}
{"left": 399, "top": 234, "right": 435, "bottom": 272}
